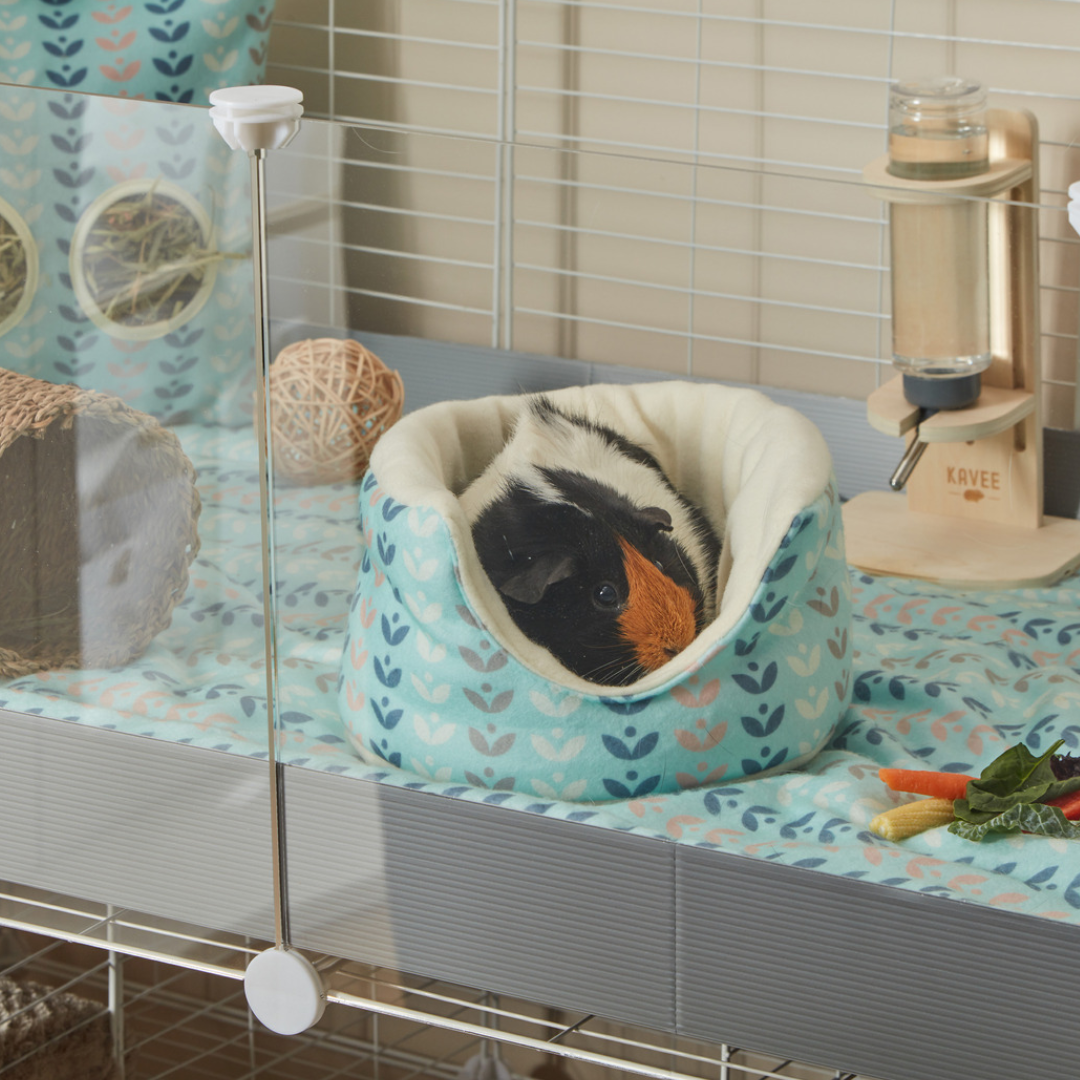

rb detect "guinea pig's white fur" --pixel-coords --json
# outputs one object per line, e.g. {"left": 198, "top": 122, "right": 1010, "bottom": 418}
{"left": 459, "top": 396, "right": 720, "bottom": 622}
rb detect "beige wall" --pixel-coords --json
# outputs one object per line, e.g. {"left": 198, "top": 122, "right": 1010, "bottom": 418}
{"left": 266, "top": 0, "right": 1080, "bottom": 426}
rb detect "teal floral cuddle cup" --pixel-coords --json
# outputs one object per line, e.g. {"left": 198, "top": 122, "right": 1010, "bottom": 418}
{"left": 338, "top": 382, "right": 853, "bottom": 802}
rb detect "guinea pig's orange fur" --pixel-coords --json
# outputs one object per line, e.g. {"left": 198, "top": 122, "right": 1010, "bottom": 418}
{"left": 616, "top": 537, "right": 698, "bottom": 671}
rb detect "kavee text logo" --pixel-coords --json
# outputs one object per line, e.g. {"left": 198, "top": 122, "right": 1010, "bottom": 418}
{"left": 944, "top": 464, "right": 1001, "bottom": 504}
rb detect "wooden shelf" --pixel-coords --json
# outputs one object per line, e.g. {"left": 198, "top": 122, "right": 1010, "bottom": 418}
{"left": 866, "top": 375, "right": 1034, "bottom": 443}
{"left": 842, "top": 490, "right": 1080, "bottom": 590}
{"left": 862, "top": 154, "right": 1032, "bottom": 204}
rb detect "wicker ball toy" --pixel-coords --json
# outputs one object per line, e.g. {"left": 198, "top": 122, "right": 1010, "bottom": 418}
{"left": 268, "top": 338, "right": 404, "bottom": 486}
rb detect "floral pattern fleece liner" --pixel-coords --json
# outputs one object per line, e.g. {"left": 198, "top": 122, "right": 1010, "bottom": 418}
{"left": 2, "top": 423, "right": 1080, "bottom": 923}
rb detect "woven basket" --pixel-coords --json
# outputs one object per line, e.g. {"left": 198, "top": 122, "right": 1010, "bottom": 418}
{"left": 0, "top": 975, "right": 119, "bottom": 1080}
{"left": 268, "top": 338, "right": 404, "bottom": 486}
{"left": 0, "top": 367, "right": 201, "bottom": 679}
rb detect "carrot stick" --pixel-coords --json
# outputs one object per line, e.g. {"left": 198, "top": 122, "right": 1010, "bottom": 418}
{"left": 1044, "top": 790, "right": 1080, "bottom": 820}
{"left": 878, "top": 768, "right": 971, "bottom": 801}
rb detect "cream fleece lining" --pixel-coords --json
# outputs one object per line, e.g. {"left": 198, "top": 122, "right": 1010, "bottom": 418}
{"left": 369, "top": 382, "right": 834, "bottom": 696}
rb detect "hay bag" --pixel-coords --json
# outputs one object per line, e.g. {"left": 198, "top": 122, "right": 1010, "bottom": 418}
{"left": 339, "top": 383, "right": 852, "bottom": 801}
{"left": 0, "top": 367, "right": 201, "bottom": 678}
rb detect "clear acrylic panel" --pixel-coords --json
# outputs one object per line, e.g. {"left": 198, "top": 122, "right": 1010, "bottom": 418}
{"left": 0, "top": 83, "right": 270, "bottom": 763}
{"left": 0, "top": 85, "right": 1075, "bottom": 1080}
{"left": 260, "top": 115, "right": 891, "bottom": 783}
{"left": 260, "top": 114, "right": 1080, "bottom": 974}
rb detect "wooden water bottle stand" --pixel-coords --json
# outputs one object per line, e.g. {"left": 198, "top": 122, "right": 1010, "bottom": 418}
{"left": 843, "top": 109, "right": 1080, "bottom": 589}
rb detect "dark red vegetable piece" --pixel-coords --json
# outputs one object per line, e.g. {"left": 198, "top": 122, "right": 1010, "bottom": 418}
{"left": 1050, "top": 754, "right": 1080, "bottom": 781}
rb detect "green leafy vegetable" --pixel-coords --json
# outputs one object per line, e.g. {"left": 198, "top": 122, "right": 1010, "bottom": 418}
{"left": 949, "top": 802, "right": 1080, "bottom": 843}
{"left": 948, "top": 739, "right": 1080, "bottom": 840}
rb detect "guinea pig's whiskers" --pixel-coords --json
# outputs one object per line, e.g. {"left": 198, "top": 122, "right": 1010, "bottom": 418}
{"left": 673, "top": 544, "right": 695, "bottom": 583}
{"left": 579, "top": 650, "right": 643, "bottom": 687}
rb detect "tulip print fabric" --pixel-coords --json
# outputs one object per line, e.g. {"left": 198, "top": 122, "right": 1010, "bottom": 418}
{"left": 338, "top": 472, "right": 852, "bottom": 801}
{"left": 0, "top": 84, "right": 255, "bottom": 424}
{"left": 2, "top": 422, "right": 1080, "bottom": 925}
{"left": 0, "top": 0, "right": 275, "bottom": 102}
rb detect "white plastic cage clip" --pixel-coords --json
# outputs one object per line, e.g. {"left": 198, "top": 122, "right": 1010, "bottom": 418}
{"left": 209, "top": 85, "right": 304, "bottom": 153}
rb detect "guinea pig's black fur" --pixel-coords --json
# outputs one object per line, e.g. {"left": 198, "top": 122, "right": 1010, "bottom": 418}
{"left": 460, "top": 396, "right": 721, "bottom": 687}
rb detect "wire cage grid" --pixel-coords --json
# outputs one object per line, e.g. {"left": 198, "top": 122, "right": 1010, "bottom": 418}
{"left": 263, "top": 0, "right": 1080, "bottom": 427}
{"left": 0, "top": 880, "right": 868, "bottom": 1080}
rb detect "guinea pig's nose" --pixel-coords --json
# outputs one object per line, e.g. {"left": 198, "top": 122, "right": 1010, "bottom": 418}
{"left": 664, "top": 645, "right": 680, "bottom": 659}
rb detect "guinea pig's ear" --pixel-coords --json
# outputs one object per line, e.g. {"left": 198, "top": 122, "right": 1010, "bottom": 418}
{"left": 637, "top": 506, "right": 673, "bottom": 532}
{"left": 496, "top": 552, "right": 577, "bottom": 604}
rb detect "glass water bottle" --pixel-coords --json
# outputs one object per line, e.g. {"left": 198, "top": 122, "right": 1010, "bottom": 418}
{"left": 887, "top": 77, "right": 991, "bottom": 410}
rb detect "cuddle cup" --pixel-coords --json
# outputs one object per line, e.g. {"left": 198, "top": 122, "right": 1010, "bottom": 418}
{"left": 339, "top": 382, "right": 852, "bottom": 801}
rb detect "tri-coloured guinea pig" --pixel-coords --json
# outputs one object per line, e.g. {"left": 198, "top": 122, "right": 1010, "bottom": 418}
{"left": 458, "top": 396, "right": 721, "bottom": 686}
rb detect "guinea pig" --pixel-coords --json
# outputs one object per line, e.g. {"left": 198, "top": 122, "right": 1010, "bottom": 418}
{"left": 458, "top": 395, "right": 721, "bottom": 687}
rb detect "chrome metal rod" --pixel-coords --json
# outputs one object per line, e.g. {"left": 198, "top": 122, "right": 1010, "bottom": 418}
{"left": 889, "top": 434, "right": 928, "bottom": 490}
{"left": 250, "top": 146, "right": 290, "bottom": 950}
{"left": 107, "top": 904, "right": 126, "bottom": 1080}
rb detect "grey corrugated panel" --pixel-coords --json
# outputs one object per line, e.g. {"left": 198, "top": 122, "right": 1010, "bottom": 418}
{"left": 269, "top": 325, "right": 908, "bottom": 501}
{"left": 271, "top": 326, "right": 1080, "bottom": 514}
{"left": 1045, "top": 427, "right": 1080, "bottom": 519}
{"left": 0, "top": 709, "right": 276, "bottom": 939}
{"left": 675, "top": 846, "right": 1080, "bottom": 1080}
{"left": 272, "top": 324, "right": 589, "bottom": 410}
{"left": 284, "top": 765, "right": 677, "bottom": 1027}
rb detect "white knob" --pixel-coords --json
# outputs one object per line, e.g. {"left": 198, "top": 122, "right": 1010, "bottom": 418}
{"left": 1068, "top": 181, "right": 1080, "bottom": 238}
{"left": 243, "top": 946, "right": 326, "bottom": 1035}
{"left": 209, "top": 85, "right": 304, "bottom": 152}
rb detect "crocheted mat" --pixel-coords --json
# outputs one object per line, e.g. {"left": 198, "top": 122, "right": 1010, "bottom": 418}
{"left": 0, "top": 975, "right": 116, "bottom": 1080}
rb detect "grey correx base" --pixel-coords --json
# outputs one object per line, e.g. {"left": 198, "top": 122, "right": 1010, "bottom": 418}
{"left": 6, "top": 709, "right": 1080, "bottom": 1080}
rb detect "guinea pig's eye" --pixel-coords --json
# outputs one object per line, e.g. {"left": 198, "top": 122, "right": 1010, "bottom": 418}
{"left": 593, "top": 583, "right": 620, "bottom": 608}
{"left": 653, "top": 559, "right": 664, "bottom": 572}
